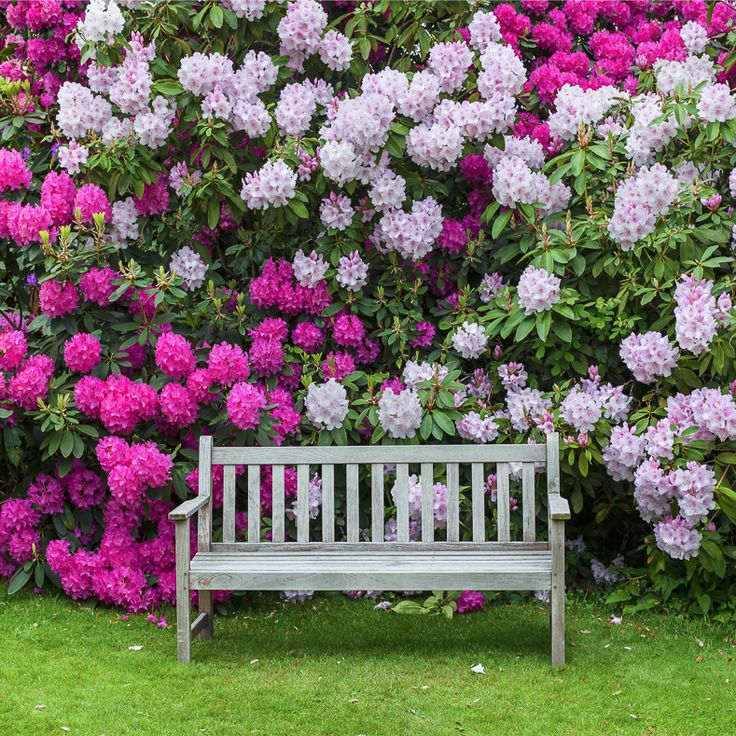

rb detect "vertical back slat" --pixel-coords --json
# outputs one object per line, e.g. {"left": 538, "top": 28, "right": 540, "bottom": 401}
{"left": 371, "top": 464, "right": 384, "bottom": 542}
{"left": 497, "top": 462, "right": 510, "bottom": 542}
{"left": 247, "top": 465, "right": 260, "bottom": 544}
{"left": 296, "top": 464, "right": 310, "bottom": 543}
{"left": 446, "top": 463, "right": 459, "bottom": 542}
{"left": 396, "top": 463, "right": 409, "bottom": 543}
{"left": 420, "top": 463, "right": 434, "bottom": 542}
{"left": 471, "top": 462, "right": 485, "bottom": 542}
{"left": 197, "top": 436, "right": 213, "bottom": 552}
{"left": 222, "top": 464, "right": 236, "bottom": 544}
{"left": 346, "top": 464, "right": 359, "bottom": 543}
{"left": 272, "top": 464, "right": 285, "bottom": 543}
{"left": 321, "top": 464, "right": 334, "bottom": 542}
{"left": 546, "top": 433, "right": 560, "bottom": 496}
{"left": 522, "top": 462, "right": 536, "bottom": 542}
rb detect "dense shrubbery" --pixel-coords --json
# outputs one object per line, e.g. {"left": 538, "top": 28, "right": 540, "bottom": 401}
{"left": 0, "top": 0, "right": 735, "bottom": 616}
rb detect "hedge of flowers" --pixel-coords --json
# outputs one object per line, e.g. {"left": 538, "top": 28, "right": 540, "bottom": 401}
{"left": 1, "top": 0, "right": 735, "bottom": 616}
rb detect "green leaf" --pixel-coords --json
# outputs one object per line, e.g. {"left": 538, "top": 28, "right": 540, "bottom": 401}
{"left": 7, "top": 564, "right": 33, "bottom": 595}
{"left": 392, "top": 600, "right": 429, "bottom": 615}
{"left": 288, "top": 199, "right": 310, "bottom": 220}
{"left": 154, "top": 80, "right": 184, "bottom": 96}
{"left": 210, "top": 4, "right": 224, "bottom": 27}
{"left": 207, "top": 198, "right": 220, "bottom": 230}
{"left": 491, "top": 209, "right": 513, "bottom": 240}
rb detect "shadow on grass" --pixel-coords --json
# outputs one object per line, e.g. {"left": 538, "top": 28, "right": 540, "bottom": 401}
{"left": 193, "top": 602, "right": 553, "bottom": 663}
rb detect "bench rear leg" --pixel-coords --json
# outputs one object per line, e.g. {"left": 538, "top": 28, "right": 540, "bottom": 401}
{"left": 198, "top": 590, "right": 214, "bottom": 640}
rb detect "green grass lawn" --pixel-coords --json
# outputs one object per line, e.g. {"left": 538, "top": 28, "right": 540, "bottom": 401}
{"left": 0, "top": 592, "right": 734, "bottom": 736}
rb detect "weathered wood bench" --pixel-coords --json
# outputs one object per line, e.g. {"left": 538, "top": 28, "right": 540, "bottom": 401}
{"left": 170, "top": 434, "right": 570, "bottom": 665}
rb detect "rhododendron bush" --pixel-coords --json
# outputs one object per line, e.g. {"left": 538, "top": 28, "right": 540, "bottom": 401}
{"left": 1, "top": 0, "right": 736, "bottom": 616}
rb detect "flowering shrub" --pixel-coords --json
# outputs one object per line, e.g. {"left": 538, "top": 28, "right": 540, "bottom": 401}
{"left": 1, "top": 0, "right": 736, "bottom": 616}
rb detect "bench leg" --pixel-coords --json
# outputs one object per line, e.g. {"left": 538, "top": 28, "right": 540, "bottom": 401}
{"left": 198, "top": 590, "right": 214, "bottom": 641}
{"left": 175, "top": 521, "right": 192, "bottom": 663}
{"left": 550, "top": 519, "right": 565, "bottom": 667}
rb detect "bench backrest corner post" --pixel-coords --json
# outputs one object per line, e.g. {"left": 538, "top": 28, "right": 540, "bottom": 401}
{"left": 198, "top": 435, "right": 214, "bottom": 552}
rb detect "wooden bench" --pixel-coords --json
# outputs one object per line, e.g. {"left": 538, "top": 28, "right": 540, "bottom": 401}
{"left": 169, "top": 434, "right": 570, "bottom": 665}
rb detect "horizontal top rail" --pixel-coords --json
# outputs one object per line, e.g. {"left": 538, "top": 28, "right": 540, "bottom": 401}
{"left": 211, "top": 443, "right": 547, "bottom": 465}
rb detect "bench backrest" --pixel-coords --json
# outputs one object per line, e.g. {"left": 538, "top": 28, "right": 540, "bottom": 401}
{"left": 196, "top": 434, "right": 560, "bottom": 550}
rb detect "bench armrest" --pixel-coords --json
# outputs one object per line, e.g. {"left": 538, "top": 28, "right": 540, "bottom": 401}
{"left": 169, "top": 496, "right": 209, "bottom": 521}
{"left": 548, "top": 494, "right": 570, "bottom": 521}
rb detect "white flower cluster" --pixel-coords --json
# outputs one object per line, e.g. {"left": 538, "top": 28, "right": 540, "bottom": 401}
{"left": 378, "top": 387, "right": 422, "bottom": 439}
{"left": 293, "top": 249, "right": 328, "bottom": 288}
{"left": 697, "top": 83, "right": 736, "bottom": 123}
{"left": 517, "top": 266, "right": 561, "bottom": 315}
{"left": 170, "top": 246, "right": 208, "bottom": 291}
{"left": 625, "top": 94, "right": 679, "bottom": 166}
{"left": 608, "top": 163, "right": 679, "bottom": 250}
{"left": 178, "top": 50, "right": 277, "bottom": 137}
{"left": 336, "top": 251, "right": 369, "bottom": 292}
{"left": 451, "top": 322, "right": 488, "bottom": 360}
{"left": 490, "top": 155, "right": 570, "bottom": 212}
{"left": 111, "top": 197, "right": 138, "bottom": 243}
{"left": 240, "top": 159, "right": 297, "bottom": 209}
{"left": 655, "top": 54, "right": 715, "bottom": 95}
{"left": 76, "top": 0, "right": 125, "bottom": 46}
{"left": 305, "top": 379, "right": 349, "bottom": 430}
{"left": 547, "top": 84, "right": 623, "bottom": 141}
{"left": 402, "top": 361, "right": 448, "bottom": 388}
{"left": 374, "top": 196, "right": 443, "bottom": 260}
{"left": 484, "top": 135, "right": 545, "bottom": 170}
{"left": 223, "top": 0, "right": 267, "bottom": 21}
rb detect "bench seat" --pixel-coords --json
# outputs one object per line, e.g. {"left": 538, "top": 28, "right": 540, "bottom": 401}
{"left": 189, "top": 547, "right": 553, "bottom": 591}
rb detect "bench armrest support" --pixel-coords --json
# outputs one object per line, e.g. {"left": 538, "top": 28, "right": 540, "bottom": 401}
{"left": 169, "top": 495, "right": 209, "bottom": 521}
{"left": 548, "top": 494, "right": 570, "bottom": 521}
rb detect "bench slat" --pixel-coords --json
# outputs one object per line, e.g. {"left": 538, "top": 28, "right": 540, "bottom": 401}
{"left": 322, "top": 464, "right": 334, "bottom": 542}
{"left": 210, "top": 541, "right": 549, "bottom": 553}
{"left": 497, "top": 462, "right": 510, "bottom": 543}
{"left": 198, "top": 436, "right": 213, "bottom": 552}
{"left": 346, "top": 464, "right": 359, "bottom": 543}
{"left": 420, "top": 463, "right": 433, "bottom": 542}
{"left": 471, "top": 462, "right": 485, "bottom": 543}
{"left": 522, "top": 462, "right": 536, "bottom": 542}
{"left": 189, "top": 549, "right": 553, "bottom": 591}
{"left": 212, "top": 444, "right": 546, "bottom": 466}
{"left": 222, "top": 464, "right": 236, "bottom": 544}
{"left": 297, "top": 464, "right": 309, "bottom": 543}
{"left": 371, "top": 464, "right": 383, "bottom": 542}
{"left": 247, "top": 465, "right": 260, "bottom": 544}
{"left": 272, "top": 464, "right": 284, "bottom": 543}
{"left": 446, "top": 463, "right": 459, "bottom": 542}
{"left": 396, "top": 464, "right": 409, "bottom": 543}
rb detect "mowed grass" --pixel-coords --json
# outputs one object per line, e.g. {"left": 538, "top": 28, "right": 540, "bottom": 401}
{"left": 0, "top": 592, "right": 734, "bottom": 736}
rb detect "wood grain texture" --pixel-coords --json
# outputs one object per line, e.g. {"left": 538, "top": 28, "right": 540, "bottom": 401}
{"left": 371, "top": 464, "right": 384, "bottom": 542}
{"left": 396, "top": 463, "right": 409, "bottom": 543}
{"left": 496, "top": 462, "right": 510, "bottom": 543}
{"left": 175, "top": 520, "right": 191, "bottom": 663}
{"left": 522, "top": 463, "right": 536, "bottom": 542}
{"left": 247, "top": 465, "right": 260, "bottom": 544}
{"left": 322, "top": 464, "right": 334, "bottom": 542}
{"left": 212, "top": 444, "right": 546, "bottom": 466}
{"left": 471, "top": 463, "right": 485, "bottom": 543}
{"left": 420, "top": 463, "right": 434, "bottom": 542}
{"left": 222, "top": 464, "right": 236, "bottom": 544}
{"left": 446, "top": 463, "right": 459, "bottom": 542}
{"left": 271, "top": 464, "right": 284, "bottom": 543}
{"left": 346, "top": 464, "right": 359, "bottom": 543}
{"left": 197, "top": 435, "right": 213, "bottom": 553}
{"left": 297, "top": 464, "right": 310, "bottom": 543}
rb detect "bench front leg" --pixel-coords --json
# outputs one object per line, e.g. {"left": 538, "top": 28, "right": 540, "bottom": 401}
{"left": 174, "top": 519, "right": 192, "bottom": 663}
{"left": 550, "top": 517, "right": 566, "bottom": 667}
